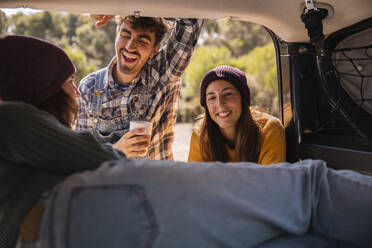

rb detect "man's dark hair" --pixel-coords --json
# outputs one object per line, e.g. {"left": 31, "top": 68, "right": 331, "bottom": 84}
{"left": 116, "top": 16, "right": 170, "bottom": 47}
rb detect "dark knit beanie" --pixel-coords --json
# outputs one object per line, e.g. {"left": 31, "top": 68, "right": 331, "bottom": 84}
{"left": 200, "top": 65, "right": 250, "bottom": 107}
{"left": 0, "top": 35, "right": 76, "bottom": 105}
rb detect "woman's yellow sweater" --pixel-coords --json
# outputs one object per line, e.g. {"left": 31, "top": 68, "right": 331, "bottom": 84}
{"left": 187, "top": 108, "right": 286, "bottom": 165}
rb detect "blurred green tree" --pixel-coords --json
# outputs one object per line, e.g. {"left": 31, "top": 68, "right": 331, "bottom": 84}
{"left": 0, "top": 9, "right": 7, "bottom": 35}
{"left": 75, "top": 17, "right": 116, "bottom": 68}
{"left": 64, "top": 45, "right": 97, "bottom": 84}
{"left": 231, "top": 43, "right": 278, "bottom": 114}
{"left": 9, "top": 12, "right": 66, "bottom": 45}
{"left": 202, "top": 18, "right": 272, "bottom": 57}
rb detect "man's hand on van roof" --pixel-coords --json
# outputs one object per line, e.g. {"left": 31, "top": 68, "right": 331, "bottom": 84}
{"left": 90, "top": 14, "right": 114, "bottom": 27}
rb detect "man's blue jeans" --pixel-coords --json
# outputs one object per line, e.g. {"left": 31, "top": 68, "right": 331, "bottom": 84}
{"left": 39, "top": 159, "right": 372, "bottom": 248}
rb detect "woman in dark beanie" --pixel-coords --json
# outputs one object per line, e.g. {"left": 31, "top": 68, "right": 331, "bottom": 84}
{"left": 188, "top": 65, "right": 285, "bottom": 164}
{"left": 0, "top": 35, "right": 125, "bottom": 248}
{"left": 0, "top": 35, "right": 80, "bottom": 128}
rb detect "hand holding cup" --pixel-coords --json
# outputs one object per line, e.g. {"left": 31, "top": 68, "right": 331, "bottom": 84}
{"left": 113, "top": 121, "right": 152, "bottom": 158}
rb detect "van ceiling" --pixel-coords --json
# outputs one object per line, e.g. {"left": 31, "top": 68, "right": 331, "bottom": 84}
{"left": 1, "top": 0, "right": 371, "bottom": 42}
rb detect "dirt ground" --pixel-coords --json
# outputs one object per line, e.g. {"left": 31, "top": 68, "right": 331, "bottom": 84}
{"left": 172, "top": 122, "right": 194, "bottom": 161}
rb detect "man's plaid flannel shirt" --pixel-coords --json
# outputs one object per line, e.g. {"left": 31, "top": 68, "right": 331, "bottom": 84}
{"left": 77, "top": 19, "right": 204, "bottom": 160}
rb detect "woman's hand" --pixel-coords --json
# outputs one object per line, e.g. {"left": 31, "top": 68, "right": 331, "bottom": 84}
{"left": 90, "top": 14, "right": 115, "bottom": 27}
{"left": 113, "top": 128, "right": 151, "bottom": 157}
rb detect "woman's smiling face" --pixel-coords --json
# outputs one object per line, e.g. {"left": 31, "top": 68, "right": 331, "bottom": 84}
{"left": 206, "top": 80, "right": 242, "bottom": 136}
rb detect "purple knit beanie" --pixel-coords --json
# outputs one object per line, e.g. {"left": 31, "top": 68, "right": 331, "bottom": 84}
{"left": 200, "top": 65, "right": 250, "bottom": 107}
{"left": 0, "top": 35, "right": 76, "bottom": 105}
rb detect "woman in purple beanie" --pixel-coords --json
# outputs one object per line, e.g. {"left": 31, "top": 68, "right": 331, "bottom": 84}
{"left": 188, "top": 65, "right": 286, "bottom": 165}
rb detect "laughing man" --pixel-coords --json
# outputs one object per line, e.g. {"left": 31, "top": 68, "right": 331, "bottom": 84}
{"left": 77, "top": 16, "right": 203, "bottom": 159}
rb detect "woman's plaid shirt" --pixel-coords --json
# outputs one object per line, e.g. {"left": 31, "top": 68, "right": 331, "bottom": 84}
{"left": 76, "top": 19, "right": 203, "bottom": 160}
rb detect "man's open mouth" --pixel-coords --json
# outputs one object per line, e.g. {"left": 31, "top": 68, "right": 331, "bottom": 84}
{"left": 122, "top": 51, "right": 138, "bottom": 63}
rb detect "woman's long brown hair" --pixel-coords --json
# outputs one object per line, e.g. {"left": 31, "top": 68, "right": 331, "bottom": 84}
{"left": 200, "top": 96, "right": 261, "bottom": 162}
{"left": 36, "top": 90, "right": 78, "bottom": 128}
